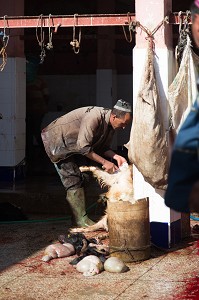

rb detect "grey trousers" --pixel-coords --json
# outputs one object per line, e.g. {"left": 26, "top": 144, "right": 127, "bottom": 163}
{"left": 54, "top": 155, "right": 90, "bottom": 191}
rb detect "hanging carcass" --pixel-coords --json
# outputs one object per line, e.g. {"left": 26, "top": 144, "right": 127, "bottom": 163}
{"left": 127, "top": 40, "right": 169, "bottom": 190}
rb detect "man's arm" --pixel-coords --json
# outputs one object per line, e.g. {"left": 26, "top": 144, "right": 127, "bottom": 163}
{"left": 85, "top": 151, "right": 118, "bottom": 173}
{"left": 104, "top": 149, "right": 127, "bottom": 167}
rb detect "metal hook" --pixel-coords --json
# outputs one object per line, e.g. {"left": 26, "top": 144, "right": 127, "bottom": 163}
{"left": 54, "top": 23, "right": 61, "bottom": 33}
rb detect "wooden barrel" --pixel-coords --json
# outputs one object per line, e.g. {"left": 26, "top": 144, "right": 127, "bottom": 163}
{"left": 107, "top": 198, "right": 150, "bottom": 262}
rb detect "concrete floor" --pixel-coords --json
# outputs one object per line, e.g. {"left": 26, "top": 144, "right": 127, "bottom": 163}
{"left": 1, "top": 173, "right": 199, "bottom": 299}
{"left": 1, "top": 216, "right": 199, "bottom": 300}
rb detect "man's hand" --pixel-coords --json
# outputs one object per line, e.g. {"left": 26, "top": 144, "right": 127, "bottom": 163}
{"left": 113, "top": 154, "right": 127, "bottom": 167}
{"left": 102, "top": 161, "right": 118, "bottom": 173}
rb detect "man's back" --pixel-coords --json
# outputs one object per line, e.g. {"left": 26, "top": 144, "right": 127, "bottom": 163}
{"left": 41, "top": 106, "right": 113, "bottom": 163}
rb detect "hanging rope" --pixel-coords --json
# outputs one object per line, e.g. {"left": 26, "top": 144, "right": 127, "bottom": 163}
{"left": 138, "top": 16, "right": 169, "bottom": 40}
{"left": 151, "top": 16, "right": 169, "bottom": 35}
{"left": 46, "top": 14, "right": 53, "bottom": 50}
{"left": 36, "top": 14, "right": 46, "bottom": 63}
{"left": 122, "top": 12, "right": 135, "bottom": 43}
{"left": 70, "top": 14, "right": 81, "bottom": 54}
{"left": 0, "top": 15, "right": 9, "bottom": 71}
{"left": 122, "top": 15, "right": 169, "bottom": 44}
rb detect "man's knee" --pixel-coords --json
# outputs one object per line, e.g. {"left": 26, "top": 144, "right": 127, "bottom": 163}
{"left": 54, "top": 160, "right": 84, "bottom": 191}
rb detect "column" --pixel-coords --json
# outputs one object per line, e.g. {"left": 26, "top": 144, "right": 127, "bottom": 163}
{"left": 96, "top": 0, "right": 118, "bottom": 149}
{"left": 96, "top": 0, "right": 116, "bottom": 108}
{"left": 0, "top": 0, "right": 26, "bottom": 181}
{"left": 133, "top": 0, "right": 188, "bottom": 248}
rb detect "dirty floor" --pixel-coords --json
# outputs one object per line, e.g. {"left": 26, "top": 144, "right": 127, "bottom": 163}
{"left": 1, "top": 214, "right": 199, "bottom": 300}
{"left": 1, "top": 170, "right": 199, "bottom": 300}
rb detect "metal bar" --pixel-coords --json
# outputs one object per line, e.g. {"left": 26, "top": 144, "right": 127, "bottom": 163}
{"left": 168, "top": 12, "right": 192, "bottom": 24}
{"left": 0, "top": 12, "right": 192, "bottom": 30}
{"left": 0, "top": 14, "right": 136, "bottom": 29}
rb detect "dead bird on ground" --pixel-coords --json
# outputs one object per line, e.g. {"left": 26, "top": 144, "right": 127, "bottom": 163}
{"left": 58, "top": 232, "right": 109, "bottom": 265}
{"left": 42, "top": 232, "right": 108, "bottom": 263}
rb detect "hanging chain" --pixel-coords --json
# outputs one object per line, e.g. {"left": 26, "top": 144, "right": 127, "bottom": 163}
{"left": 70, "top": 14, "right": 81, "bottom": 54}
{"left": 0, "top": 15, "right": 9, "bottom": 71}
{"left": 36, "top": 14, "right": 46, "bottom": 63}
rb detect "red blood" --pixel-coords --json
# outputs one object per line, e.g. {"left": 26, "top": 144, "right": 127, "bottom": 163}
{"left": 175, "top": 276, "right": 199, "bottom": 299}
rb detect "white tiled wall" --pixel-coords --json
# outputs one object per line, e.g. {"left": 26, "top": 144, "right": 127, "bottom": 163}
{"left": 0, "top": 63, "right": 132, "bottom": 167}
{"left": 42, "top": 74, "right": 96, "bottom": 112}
{"left": 97, "top": 69, "right": 133, "bottom": 149}
{"left": 0, "top": 57, "right": 26, "bottom": 167}
{"left": 43, "top": 73, "right": 132, "bottom": 113}
{"left": 96, "top": 69, "right": 116, "bottom": 108}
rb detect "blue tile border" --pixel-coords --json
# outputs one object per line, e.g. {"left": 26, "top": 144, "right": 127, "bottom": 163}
{"left": 150, "top": 219, "right": 181, "bottom": 249}
{"left": 0, "top": 161, "right": 26, "bottom": 182}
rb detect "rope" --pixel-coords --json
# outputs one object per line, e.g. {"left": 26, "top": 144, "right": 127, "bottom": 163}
{"left": 122, "top": 15, "right": 169, "bottom": 44}
{"left": 36, "top": 14, "right": 46, "bottom": 63}
{"left": 109, "top": 244, "right": 151, "bottom": 252}
{"left": 151, "top": 16, "right": 169, "bottom": 36}
{"left": 70, "top": 14, "right": 81, "bottom": 54}
{"left": 46, "top": 14, "right": 53, "bottom": 50}
{"left": 0, "top": 15, "right": 9, "bottom": 71}
{"left": 109, "top": 239, "right": 151, "bottom": 261}
{"left": 138, "top": 16, "right": 169, "bottom": 39}
{"left": 122, "top": 12, "right": 134, "bottom": 43}
{"left": 0, "top": 47, "right": 7, "bottom": 71}
{"left": 36, "top": 14, "right": 45, "bottom": 47}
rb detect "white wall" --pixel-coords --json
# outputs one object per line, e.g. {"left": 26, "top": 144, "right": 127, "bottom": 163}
{"left": 0, "top": 58, "right": 26, "bottom": 167}
{"left": 42, "top": 73, "right": 133, "bottom": 149}
{"left": 0, "top": 68, "right": 132, "bottom": 168}
{"left": 42, "top": 74, "right": 96, "bottom": 112}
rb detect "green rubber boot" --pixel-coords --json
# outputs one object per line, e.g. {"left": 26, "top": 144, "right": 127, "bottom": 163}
{"left": 66, "top": 187, "right": 95, "bottom": 227}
